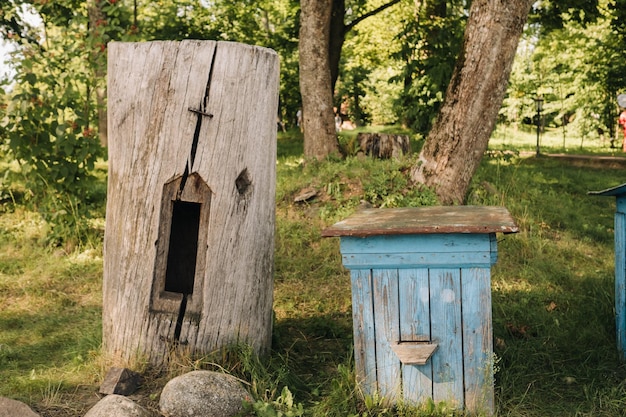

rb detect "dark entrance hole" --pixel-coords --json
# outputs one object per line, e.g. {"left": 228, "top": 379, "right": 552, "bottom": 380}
{"left": 164, "top": 200, "right": 201, "bottom": 295}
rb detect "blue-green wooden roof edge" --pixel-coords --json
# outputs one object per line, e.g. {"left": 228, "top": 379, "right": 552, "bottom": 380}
{"left": 588, "top": 183, "right": 626, "bottom": 197}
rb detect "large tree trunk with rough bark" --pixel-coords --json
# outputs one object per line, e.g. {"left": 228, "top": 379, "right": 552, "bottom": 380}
{"left": 299, "top": 0, "right": 340, "bottom": 160}
{"left": 411, "top": 0, "right": 533, "bottom": 204}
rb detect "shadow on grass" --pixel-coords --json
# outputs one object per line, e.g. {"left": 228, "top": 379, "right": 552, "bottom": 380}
{"left": 272, "top": 313, "right": 354, "bottom": 395}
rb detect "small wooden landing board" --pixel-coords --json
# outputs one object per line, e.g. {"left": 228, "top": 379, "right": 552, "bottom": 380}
{"left": 322, "top": 206, "right": 519, "bottom": 237}
{"left": 391, "top": 342, "right": 438, "bottom": 365}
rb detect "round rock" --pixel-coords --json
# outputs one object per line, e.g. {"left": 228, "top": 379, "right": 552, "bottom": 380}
{"left": 84, "top": 394, "right": 151, "bottom": 417}
{"left": 159, "top": 370, "right": 251, "bottom": 417}
{"left": 0, "top": 397, "right": 40, "bottom": 417}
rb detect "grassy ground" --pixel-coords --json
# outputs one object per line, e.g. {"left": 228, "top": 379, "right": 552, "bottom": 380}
{"left": 2, "top": 125, "right": 626, "bottom": 416}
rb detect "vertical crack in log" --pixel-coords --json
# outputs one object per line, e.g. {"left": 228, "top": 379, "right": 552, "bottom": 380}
{"left": 173, "top": 45, "right": 219, "bottom": 342}
{"left": 181, "top": 45, "right": 218, "bottom": 194}
{"left": 174, "top": 293, "right": 188, "bottom": 342}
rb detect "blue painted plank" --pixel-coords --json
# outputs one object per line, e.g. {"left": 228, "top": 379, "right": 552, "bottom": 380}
{"left": 429, "top": 269, "right": 464, "bottom": 407}
{"left": 398, "top": 268, "right": 433, "bottom": 404}
{"left": 340, "top": 234, "right": 492, "bottom": 254}
{"left": 342, "top": 252, "right": 493, "bottom": 269}
{"left": 489, "top": 234, "right": 498, "bottom": 264}
{"left": 617, "top": 197, "right": 626, "bottom": 215}
{"left": 372, "top": 269, "right": 402, "bottom": 401}
{"left": 616, "top": 213, "right": 626, "bottom": 359}
{"left": 350, "top": 269, "right": 378, "bottom": 393}
{"left": 461, "top": 267, "right": 494, "bottom": 414}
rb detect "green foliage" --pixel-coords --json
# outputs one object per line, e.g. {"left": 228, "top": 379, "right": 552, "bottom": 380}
{"left": 502, "top": 0, "right": 625, "bottom": 147}
{"left": 0, "top": 23, "right": 106, "bottom": 244}
{"left": 336, "top": 0, "right": 407, "bottom": 126}
{"left": 530, "top": 0, "right": 600, "bottom": 32}
{"left": 136, "top": 0, "right": 302, "bottom": 128}
{"left": 392, "top": 1, "right": 466, "bottom": 135}
{"left": 0, "top": 210, "right": 103, "bottom": 405}
{"left": 277, "top": 149, "right": 437, "bottom": 225}
{"left": 0, "top": 0, "right": 136, "bottom": 246}
{"left": 246, "top": 386, "right": 305, "bottom": 417}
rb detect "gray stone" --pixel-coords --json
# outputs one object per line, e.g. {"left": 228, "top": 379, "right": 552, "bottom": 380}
{"left": 99, "top": 367, "right": 141, "bottom": 395}
{"left": 84, "top": 394, "right": 151, "bottom": 417}
{"left": 0, "top": 397, "right": 39, "bottom": 417}
{"left": 159, "top": 370, "right": 252, "bottom": 417}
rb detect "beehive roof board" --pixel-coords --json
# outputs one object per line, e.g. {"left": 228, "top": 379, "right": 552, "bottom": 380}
{"left": 588, "top": 183, "right": 626, "bottom": 197}
{"left": 322, "top": 206, "right": 519, "bottom": 237}
{"left": 588, "top": 183, "right": 626, "bottom": 214}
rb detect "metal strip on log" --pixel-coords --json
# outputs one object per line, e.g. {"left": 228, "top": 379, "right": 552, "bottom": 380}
{"left": 103, "top": 40, "right": 279, "bottom": 365}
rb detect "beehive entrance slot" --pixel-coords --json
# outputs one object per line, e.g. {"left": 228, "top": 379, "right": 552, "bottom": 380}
{"left": 165, "top": 200, "right": 201, "bottom": 295}
{"left": 150, "top": 173, "right": 210, "bottom": 335}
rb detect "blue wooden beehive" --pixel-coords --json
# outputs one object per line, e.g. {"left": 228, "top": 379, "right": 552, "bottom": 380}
{"left": 323, "top": 206, "right": 518, "bottom": 414}
{"left": 589, "top": 183, "right": 626, "bottom": 359}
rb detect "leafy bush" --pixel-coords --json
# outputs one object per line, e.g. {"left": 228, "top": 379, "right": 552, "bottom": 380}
{"left": 0, "top": 32, "right": 105, "bottom": 247}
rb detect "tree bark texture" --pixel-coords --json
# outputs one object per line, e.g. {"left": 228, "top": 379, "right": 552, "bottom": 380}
{"left": 411, "top": 0, "right": 533, "bottom": 204}
{"left": 329, "top": 0, "right": 346, "bottom": 93}
{"left": 299, "top": 0, "right": 340, "bottom": 160}
{"left": 104, "top": 40, "right": 279, "bottom": 365}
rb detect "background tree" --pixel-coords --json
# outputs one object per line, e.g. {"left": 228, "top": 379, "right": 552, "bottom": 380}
{"left": 299, "top": 0, "right": 340, "bottom": 159}
{"left": 411, "top": 0, "right": 534, "bottom": 204}
{"left": 299, "top": 0, "right": 404, "bottom": 159}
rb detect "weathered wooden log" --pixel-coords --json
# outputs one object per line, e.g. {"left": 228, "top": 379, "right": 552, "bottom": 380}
{"left": 103, "top": 40, "right": 279, "bottom": 365}
{"left": 358, "top": 132, "right": 411, "bottom": 159}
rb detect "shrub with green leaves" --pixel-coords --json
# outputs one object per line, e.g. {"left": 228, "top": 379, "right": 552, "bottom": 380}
{"left": 0, "top": 21, "right": 106, "bottom": 246}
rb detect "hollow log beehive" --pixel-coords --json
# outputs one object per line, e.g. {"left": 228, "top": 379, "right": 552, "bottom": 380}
{"left": 103, "top": 40, "right": 279, "bottom": 365}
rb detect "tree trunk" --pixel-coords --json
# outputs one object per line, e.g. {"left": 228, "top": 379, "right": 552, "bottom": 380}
{"left": 104, "top": 40, "right": 279, "bottom": 365}
{"left": 299, "top": 0, "right": 340, "bottom": 160}
{"left": 411, "top": 0, "right": 533, "bottom": 204}
{"left": 329, "top": 0, "right": 346, "bottom": 93}
{"left": 300, "top": 0, "right": 402, "bottom": 160}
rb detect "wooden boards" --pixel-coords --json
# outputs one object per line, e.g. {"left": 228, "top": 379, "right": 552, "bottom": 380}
{"left": 326, "top": 206, "right": 518, "bottom": 415}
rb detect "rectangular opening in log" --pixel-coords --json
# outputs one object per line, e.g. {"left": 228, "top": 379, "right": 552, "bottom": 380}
{"left": 164, "top": 200, "right": 201, "bottom": 294}
{"left": 150, "top": 172, "right": 210, "bottom": 317}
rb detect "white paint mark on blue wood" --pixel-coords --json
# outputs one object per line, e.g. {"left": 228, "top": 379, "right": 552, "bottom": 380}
{"left": 430, "top": 269, "right": 463, "bottom": 407}
{"left": 617, "top": 198, "right": 626, "bottom": 215}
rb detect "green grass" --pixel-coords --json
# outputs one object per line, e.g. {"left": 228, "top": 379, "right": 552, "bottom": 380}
{"left": 469, "top": 155, "right": 626, "bottom": 416}
{"left": 2, "top": 127, "right": 626, "bottom": 415}
{"left": 490, "top": 122, "right": 623, "bottom": 155}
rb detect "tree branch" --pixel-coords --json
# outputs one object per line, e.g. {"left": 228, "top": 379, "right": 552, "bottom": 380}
{"left": 345, "top": 0, "right": 403, "bottom": 32}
